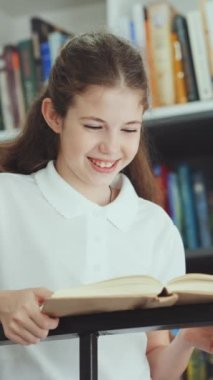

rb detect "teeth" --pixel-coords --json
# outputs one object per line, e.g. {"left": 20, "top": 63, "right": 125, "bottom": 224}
{"left": 90, "top": 159, "right": 114, "bottom": 168}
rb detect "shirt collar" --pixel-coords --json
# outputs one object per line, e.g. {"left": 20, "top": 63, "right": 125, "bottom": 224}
{"left": 34, "top": 161, "right": 140, "bottom": 231}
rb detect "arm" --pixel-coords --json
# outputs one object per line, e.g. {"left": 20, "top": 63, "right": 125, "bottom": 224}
{"left": 147, "top": 330, "right": 194, "bottom": 380}
{"left": 147, "top": 327, "right": 213, "bottom": 380}
{"left": 0, "top": 288, "right": 59, "bottom": 345}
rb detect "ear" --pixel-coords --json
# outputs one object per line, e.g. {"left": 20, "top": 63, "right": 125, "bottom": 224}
{"left": 41, "top": 98, "right": 62, "bottom": 134}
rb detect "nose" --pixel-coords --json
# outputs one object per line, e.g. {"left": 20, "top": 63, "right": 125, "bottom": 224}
{"left": 99, "top": 132, "right": 119, "bottom": 155}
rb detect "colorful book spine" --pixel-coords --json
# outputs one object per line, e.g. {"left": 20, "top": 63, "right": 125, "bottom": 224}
{"left": 17, "top": 39, "right": 38, "bottom": 109}
{"left": 177, "top": 164, "right": 199, "bottom": 250}
{"left": 192, "top": 171, "right": 212, "bottom": 248}
{"left": 171, "top": 31, "right": 187, "bottom": 104}
{"left": 186, "top": 9, "right": 213, "bottom": 101}
{"left": 172, "top": 14, "right": 199, "bottom": 102}
{"left": 167, "top": 171, "right": 184, "bottom": 237}
{"left": 0, "top": 47, "right": 14, "bottom": 130}
{"left": 147, "top": 2, "right": 175, "bottom": 106}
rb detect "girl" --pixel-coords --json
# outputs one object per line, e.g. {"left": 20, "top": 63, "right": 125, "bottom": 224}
{"left": 0, "top": 32, "right": 212, "bottom": 380}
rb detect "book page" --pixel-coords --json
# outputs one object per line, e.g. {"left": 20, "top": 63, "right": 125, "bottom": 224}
{"left": 167, "top": 273, "right": 213, "bottom": 295}
{"left": 51, "top": 275, "right": 164, "bottom": 298}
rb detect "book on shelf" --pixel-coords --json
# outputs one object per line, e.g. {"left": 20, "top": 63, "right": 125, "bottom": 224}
{"left": 144, "top": 6, "right": 159, "bottom": 107}
{"left": 186, "top": 349, "right": 207, "bottom": 380}
{"left": 171, "top": 30, "right": 187, "bottom": 104}
{"left": 147, "top": 2, "right": 176, "bottom": 106}
{"left": 0, "top": 47, "right": 15, "bottom": 131}
{"left": 131, "top": 2, "right": 146, "bottom": 52}
{"left": 186, "top": 9, "right": 213, "bottom": 101}
{"left": 192, "top": 171, "right": 212, "bottom": 249}
{"left": 172, "top": 14, "right": 198, "bottom": 102}
{"left": 4, "top": 45, "right": 26, "bottom": 129}
{"left": 167, "top": 170, "right": 184, "bottom": 237}
{"left": 17, "top": 39, "right": 38, "bottom": 109}
{"left": 177, "top": 164, "right": 199, "bottom": 250}
{"left": 30, "top": 17, "right": 72, "bottom": 87}
{"left": 48, "top": 31, "right": 69, "bottom": 64}
{"left": 42, "top": 273, "right": 213, "bottom": 317}
{"left": 0, "top": 92, "right": 4, "bottom": 131}
{"left": 200, "top": 0, "right": 213, "bottom": 80}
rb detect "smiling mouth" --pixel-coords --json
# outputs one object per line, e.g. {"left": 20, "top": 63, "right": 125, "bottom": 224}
{"left": 88, "top": 157, "right": 118, "bottom": 169}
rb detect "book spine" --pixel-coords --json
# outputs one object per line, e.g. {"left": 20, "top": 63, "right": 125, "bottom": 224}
{"left": 171, "top": 31, "right": 187, "bottom": 104}
{"left": 0, "top": 48, "right": 15, "bottom": 130}
{"left": 204, "top": 0, "right": 213, "bottom": 80}
{"left": 147, "top": 3, "right": 175, "bottom": 106}
{"left": 4, "top": 45, "right": 20, "bottom": 128}
{"left": 186, "top": 10, "right": 213, "bottom": 101}
{"left": 131, "top": 2, "right": 146, "bottom": 51}
{"left": 177, "top": 164, "right": 199, "bottom": 250}
{"left": 144, "top": 6, "right": 159, "bottom": 108}
{"left": 192, "top": 171, "right": 212, "bottom": 248}
{"left": 172, "top": 14, "right": 199, "bottom": 102}
{"left": 18, "top": 39, "right": 38, "bottom": 109}
{"left": 167, "top": 171, "right": 184, "bottom": 237}
{"left": 40, "top": 41, "right": 51, "bottom": 82}
{"left": 11, "top": 48, "right": 26, "bottom": 127}
{"left": 0, "top": 93, "right": 4, "bottom": 130}
{"left": 186, "top": 349, "right": 207, "bottom": 380}
{"left": 48, "top": 31, "right": 68, "bottom": 65}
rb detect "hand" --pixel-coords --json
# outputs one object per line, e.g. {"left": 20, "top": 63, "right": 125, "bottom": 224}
{"left": 0, "top": 288, "right": 59, "bottom": 345}
{"left": 180, "top": 326, "right": 213, "bottom": 353}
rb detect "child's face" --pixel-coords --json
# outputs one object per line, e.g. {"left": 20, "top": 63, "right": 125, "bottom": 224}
{"left": 55, "top": 85, "right": 144, "bottom": 193}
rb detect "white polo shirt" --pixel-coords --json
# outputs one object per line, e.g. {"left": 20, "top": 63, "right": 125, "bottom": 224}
{"left": 0, "top": 161, "right": 185, "bottom": 380}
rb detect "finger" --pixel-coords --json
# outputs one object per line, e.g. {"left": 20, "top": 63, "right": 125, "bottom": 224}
{"left": 16, "top": 316, "right": 49, "bottom": 340}
{"left": 5, "top": 326, "right": 41, "bottom": 345}
{"left": 30, "top": 310, "right": 59, "bottom": 331}
{"left": 33, "top": 288, "right": 53, "bottom": 305}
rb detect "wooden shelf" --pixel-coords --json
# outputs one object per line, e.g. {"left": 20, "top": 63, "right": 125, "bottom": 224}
{"left": 0, "top": 0, "right": 104, "bottom": 16}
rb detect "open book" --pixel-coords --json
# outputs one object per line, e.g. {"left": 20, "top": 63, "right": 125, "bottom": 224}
{"left": 42, "top": 273, "right": 213, "bottom": 317}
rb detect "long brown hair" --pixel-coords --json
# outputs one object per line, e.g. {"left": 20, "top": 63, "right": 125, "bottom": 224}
{"left": 0, "top": 32, "right": 157, "bottom": 201}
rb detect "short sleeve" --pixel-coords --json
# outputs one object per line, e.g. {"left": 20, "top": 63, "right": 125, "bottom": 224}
{"left": 155, "top": 223, "right": 186, "bottom": 285}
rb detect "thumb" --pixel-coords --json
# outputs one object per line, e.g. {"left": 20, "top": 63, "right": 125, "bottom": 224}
{"left": 33, "top": 287, "right": 53, "bottom": 305}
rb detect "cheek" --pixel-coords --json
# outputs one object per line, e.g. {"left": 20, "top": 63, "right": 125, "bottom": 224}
{"left": 126, "top": 137, "right": 140, "bottom": 157}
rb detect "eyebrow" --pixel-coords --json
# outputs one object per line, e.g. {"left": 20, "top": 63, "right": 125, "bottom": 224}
{"left": 79, "top": 117, "right": 142, "bottom": 125}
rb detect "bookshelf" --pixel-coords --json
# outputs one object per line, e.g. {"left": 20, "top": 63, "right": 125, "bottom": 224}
{"left": 0, "top": 1, "right": 213, "bottom": 379}
{"left": 0, "top": 0, "right": 213, "bottom": 262}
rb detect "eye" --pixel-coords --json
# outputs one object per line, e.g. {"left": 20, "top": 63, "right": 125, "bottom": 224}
{"left": 83, "top": 125, "right": 102, "bottom": 130}
{"left": 121, "top": 129, "right": 138, "bottom": 133}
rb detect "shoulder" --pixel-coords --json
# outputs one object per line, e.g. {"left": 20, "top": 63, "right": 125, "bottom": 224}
{"left": 0, "top": 172, "right": 35, "bottom": 198}
{"left": 0, "top": 171, "right": 34, "bottom": 186}
{"left": 138, "top": 197, "right": 172, "bottom": 224}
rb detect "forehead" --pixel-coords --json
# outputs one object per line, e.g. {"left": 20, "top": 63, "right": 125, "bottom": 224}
{"left": 73, "top": 85, "right": 144, "bottom": 116}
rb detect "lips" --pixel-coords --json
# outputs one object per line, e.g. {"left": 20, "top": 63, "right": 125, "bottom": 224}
{"left": 89, "top": 158, "right": 115, "bottom": 168}
{"left": 87, "top": 157, "right": 119, "bottom": 171}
